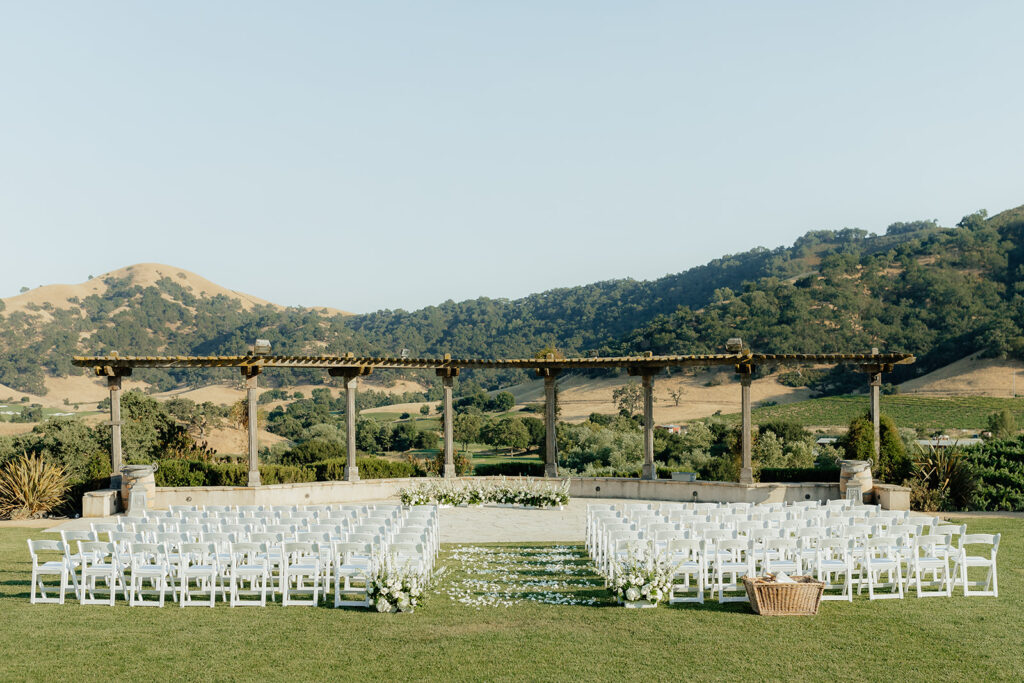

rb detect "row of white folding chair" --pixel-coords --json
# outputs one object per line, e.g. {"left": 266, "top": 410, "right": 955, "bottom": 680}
{"left": 36, "top": 537, "right": 427, "bottom": 607}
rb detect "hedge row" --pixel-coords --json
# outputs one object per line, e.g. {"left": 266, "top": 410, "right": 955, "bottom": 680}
{"left": 759, "top": 467, "right": 841, "bottom": 483}
{"left": 474, "top": 462, "right": 545, "bottom": 477}
{"left": 155, "top": 457, "right": 416, "bottom": 487}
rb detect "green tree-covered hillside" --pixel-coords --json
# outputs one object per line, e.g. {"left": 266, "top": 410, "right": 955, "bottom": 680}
{"left": 1, "top": 205, "right": 1021, "bottom": 395}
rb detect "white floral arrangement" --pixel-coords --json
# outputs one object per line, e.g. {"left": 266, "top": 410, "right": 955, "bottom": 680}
{"left": 398, "top": 477, "right": 569, "bottom": 509}
{"left": 367, "top": 552, "right": 427, "bottom": 613}
{"left": 609, "top": 545, "right": 676, "bottom": 607}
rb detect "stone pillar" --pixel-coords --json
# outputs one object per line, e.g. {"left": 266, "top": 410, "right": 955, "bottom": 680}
{"left": 107, "top": 375, "right": 123, "bottom": 491}
{"left": 542, "top": 370, "right": 560, "bottom": 478}
{"left": 869, "top": 371, "right": 882, "bottom": 465}
{"left": 344, "top": 375, "right": 360, "bottom": 481}
{"left": 437, "top": 369, "right": 458, "bottom": 478}
{"left": 243, "top": 368, "right": 261, "bottom": 487}
{"left": 641, "top": 374, "right": 656, "bottom": 480}
{"left": 739, "top": 373, "right": 753, "bottom": 484}
{"left": 329, "top": 366, "right": 372, "bottom": 482}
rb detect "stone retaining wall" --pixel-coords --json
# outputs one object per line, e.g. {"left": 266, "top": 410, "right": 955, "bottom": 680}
{"left": 84, "top": 476, "right": 909, "bottom": 517}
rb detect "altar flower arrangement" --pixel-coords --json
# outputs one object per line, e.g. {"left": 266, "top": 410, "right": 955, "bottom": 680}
{"left": 398, "top": 477, "right": 569, "bottom": 509}
{"left": 609, "top": 545, "right": 676, "bottom": 607}
{"left": 367, "top": 552, "right": 426, "bottom": 613}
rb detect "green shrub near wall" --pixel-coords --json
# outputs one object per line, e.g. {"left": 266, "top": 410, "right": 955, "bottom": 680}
{"left": 474, "top": 462, "right": 545, "bottom": 477}
{"left": 759, "top": 467, "right": 841, "bottom": 483}
{"left": 155, "top": 456, "right": 415, "bottom": 487}
{"left": 310, "top": 457, "right": 415, "bottom": 480}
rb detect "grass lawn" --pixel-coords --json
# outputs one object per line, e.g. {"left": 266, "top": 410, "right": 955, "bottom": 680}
{"left": 472, "top": 451, "right": 544, "bottom": 467}
{"left": 3, "top": 518, "right": 1023, "bottom": 681}
{"left": 718, "top": 395, "right": 1024, "bottom": 430}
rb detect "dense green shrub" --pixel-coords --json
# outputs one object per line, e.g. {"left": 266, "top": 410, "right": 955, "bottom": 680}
{"left": 312, "top": 457, "right": 415, "bottom": 480}
{"left": 759, "top": 467, "right": 841, "bottom": 483}
{"left": 155, "top": 460, "right": 315, "bottom": 487}
{"left": 281, "top": 438, "right": 345, "bottom": 466}
{"left": 474, "top": 462, "right": 545, "bottom": 477}
{"left": 964, "top": 436, "right": 1024, "bottom": 511}
{"left": 839, "top": 413, "right": 912, "bottom": 483}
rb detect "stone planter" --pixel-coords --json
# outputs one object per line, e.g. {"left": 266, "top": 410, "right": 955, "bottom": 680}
{"left": 839, "top": 460, "right": 873, "bottom": 501}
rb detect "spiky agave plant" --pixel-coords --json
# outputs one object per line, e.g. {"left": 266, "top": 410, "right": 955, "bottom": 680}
{"left": 0, "top": 454, "right": 68, "bottom": 519}
{"left": 913, "top": 446, "right": 977, "bottom": 511}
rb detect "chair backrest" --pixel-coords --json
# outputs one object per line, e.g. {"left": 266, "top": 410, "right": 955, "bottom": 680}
{"left": 79, "top": 541, "right": 117, "bottom": 565}
{"left": 126, "top": 542, "right": 169, "bottom": 567}
{"left": 27, "top": 539, "right": 65, "bottom": 561}
{"left": 912, "top": 533, "right": 951, "bottom": 556}
{"left": 230, "top": 542, "right": 267, "bottom": 566}
{"left": 864, "top": 536, "right": 902, "bottom": 558}
{"left": 250, "top": 532, "right": 283, "bottom": 547}
{"left": 817, "top": 537, "right": 852, "bottom": 558}
{"left": 60, "top": 530, "right": 94, "bottom": 554}
{"left": 90, "top": 523, "right": 118, "bottom": 541}
{"left": 961, "top": 533, "right": 1000, "bottom": 555}
{"left": 179, "top": 542, "right": 217, "bottom": 566}
{"left": 668, "top": 538, "right": 701, "bottom": 559}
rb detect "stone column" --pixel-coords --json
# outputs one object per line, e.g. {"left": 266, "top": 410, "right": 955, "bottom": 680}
{"left": 869, "top": 370, "right": 882, "bottom": 465}
{"left": 437, "top": 369, "right": 458, "bottom": 478}
{"left": 107, "top": 375, "right": 123, "bottom": 491}
{"left": 329, "top": 366, "right": 371, "bottom": 482}
{"left": 641, "top": 374, "right": 656, "bottom": 480}
{"left": 344, "top": 375, "right": 360, "bottom": 481}
{"left": 243, "top": 368, "right": 261, "bottom": 487}
{"left": 739, "top": 373, "right": 753, "bottom": 484}
{"left": 542, "top": 370, "right": 560, "bottom": 478}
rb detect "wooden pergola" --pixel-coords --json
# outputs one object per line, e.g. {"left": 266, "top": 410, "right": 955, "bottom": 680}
{"left": 72, "top": 348, "right": 914, "bottom": 489}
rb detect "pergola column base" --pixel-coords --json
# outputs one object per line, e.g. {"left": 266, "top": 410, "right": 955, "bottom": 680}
{"left": 443, "top": 463, "right": 456, "bottom": 479}
{"left": 344, "top": 466, "right": 360, "bottom": 482}
{"left": 247, "top": 470, "right": 261, "bottom": 487}
{"left": 739, "top": 467, "right": 754, "bottom": 485}
{"left": 641, "top": 463, "right": 656, "bottom": 480}
{"left": 544, "top": 463, "right": 559, "bottom": 478}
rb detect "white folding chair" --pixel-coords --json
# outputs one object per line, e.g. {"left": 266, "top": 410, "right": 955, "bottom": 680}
{"left": 954, "top": 533, "right": 1000, "bottom": 597}
{"left": 906, "top": 534, "right": 953, "bottom": 598}
{"left": 228, "top": 542, "right": 270, "bottom": 607}
{"left": 667, "top": 539, "right": 704, "bottom": 604}
{"left": 27, "top": 539, "right": 70, "bottom": 605}
{"left": 178, "top": 542, "right": 220, "bottom": 607}
{"left": 333, "top": 542, "right": 372, "bottom": 608}
{"left": 715, "top": 539, "right": 753, "bottom": 603}
{"left": 281, "top": 541, "right": 321, "bottom": 606}
{"left": 815, "top": 538, "right": 854, "bottom": 601}
{"left": 79, "top": 541, "right": 126, "bottom": 606}
{"left": 860, "top": 536, "right": 904, "bottom": 600}
{"left": 126, "top": 542, "right": 174, "bottom": 607}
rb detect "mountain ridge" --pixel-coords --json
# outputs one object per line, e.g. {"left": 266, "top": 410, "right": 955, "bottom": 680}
{"left": 1, "top": 203, "right": 1021, "bottom": 396}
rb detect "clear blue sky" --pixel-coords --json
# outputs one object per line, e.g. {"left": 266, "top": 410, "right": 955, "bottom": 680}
{"left": 2, "top": 2, "right": 1021, "bottom": 313}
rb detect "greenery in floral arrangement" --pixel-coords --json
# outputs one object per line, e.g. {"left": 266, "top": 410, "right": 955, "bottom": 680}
{"left": 608, "top": 546, "right": 677, "bottom": 606}
{"left": 367, "top": 552, "right": 427, "bottom": 613}
{"left": 397, "top": 477, "right": 570, "bottom": 509}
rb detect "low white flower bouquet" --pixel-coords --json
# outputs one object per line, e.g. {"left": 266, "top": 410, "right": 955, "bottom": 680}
{"left": 367, "top": 552, "right": 427, "bottom": 613}
{"left": 609, "top": 546, "right": 676, "bottom": 607}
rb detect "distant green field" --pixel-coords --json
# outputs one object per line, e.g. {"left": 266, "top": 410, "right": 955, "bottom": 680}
{"left": 0, "top": 405, "right": 99, "bottom": 422}
{"left": 472, "top": 451, "right": 543, "bottom": 467}
{"left": 719, "top": 395, "right": 1024, "bottom": 430}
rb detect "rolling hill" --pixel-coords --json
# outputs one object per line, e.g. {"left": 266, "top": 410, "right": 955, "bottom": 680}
{"left": 1, "top": 204, "right": 1021, "bottom": 403}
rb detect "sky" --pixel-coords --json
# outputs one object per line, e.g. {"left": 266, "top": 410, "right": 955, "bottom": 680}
{"left": 1, "top": 1, "right": 1022, "bottom": 313}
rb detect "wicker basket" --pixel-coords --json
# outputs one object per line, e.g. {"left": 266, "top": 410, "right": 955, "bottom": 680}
{"left": 742, "top": 575, "right": 825, "bottom": 616}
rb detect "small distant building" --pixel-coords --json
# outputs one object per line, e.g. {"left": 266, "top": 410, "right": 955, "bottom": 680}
{"left": 816, "top": 437, "right": 838, "bottom": 445}
{"left": 657, "top": 424, "right": 684, "bottom": 434}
